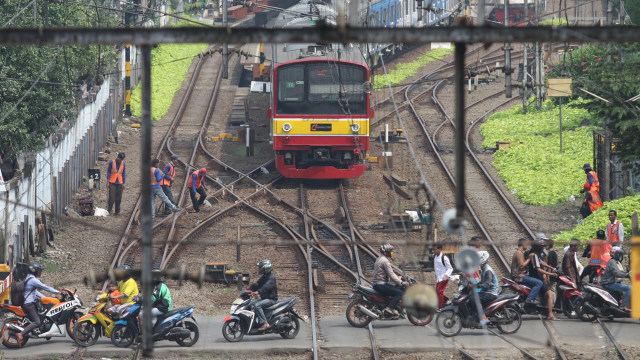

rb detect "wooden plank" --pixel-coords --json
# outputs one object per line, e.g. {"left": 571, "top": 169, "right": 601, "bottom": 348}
{"left": 382, "top": 175, "right": 411, "bottom": 200}
{"left": 390, "top": 173, "right": 407, "bottom": 186}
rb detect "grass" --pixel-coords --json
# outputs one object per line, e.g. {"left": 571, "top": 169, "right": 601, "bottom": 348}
{"left": 553, "top": 194, "right": 640, "bottom": 244}
{"left": 480, "top": 98, "right": 596, "bottom": 206}
{"left": 374, "top": 47, "right": 453, "bottom": 91}
{"left": 539, "top": 18, "right": 569, "bottom": 26}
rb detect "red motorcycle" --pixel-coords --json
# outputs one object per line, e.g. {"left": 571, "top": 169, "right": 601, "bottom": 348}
{"left": 345, "top": 280, "right": 433, "bottom": 328}
{"left": 500, "top": 275, "right": 581, "bottom": 318}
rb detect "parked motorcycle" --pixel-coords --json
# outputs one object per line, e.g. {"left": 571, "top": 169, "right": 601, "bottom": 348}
{"left": 222, "top": 290, "right": 304, "bottom": 342}
{"left": 435, "top": 282, "right": 521, "bottom": 337}
{"left": 575, "top": 283, "right": 630, "bottom": 321}
{"left": 0, "top": 288, "right": 83, "bottom": 348}
{"left": 73, "top": 293, "right": 131, "bottom": 347}
{"left": 110, "top": 298, "right": 199, "bottom": 348}
{"left": 500, "top": 275, "right": 582, "bottom": 318}
{"left": 345, "top": 279, "right": 433, "bottom": 328}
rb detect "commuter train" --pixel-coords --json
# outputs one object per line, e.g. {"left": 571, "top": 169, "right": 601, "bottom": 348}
{"left": 266, "top": 0, "right": 460, "bottom": 179}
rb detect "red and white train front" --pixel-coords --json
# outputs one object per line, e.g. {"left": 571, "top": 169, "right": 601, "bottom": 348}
{"left": 271, "top": 59, "right": 371, "bottom": 179}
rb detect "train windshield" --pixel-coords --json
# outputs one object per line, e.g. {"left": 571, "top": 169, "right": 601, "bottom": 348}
{"left": 277, "top": 62, "right": 367, "bottom": 115}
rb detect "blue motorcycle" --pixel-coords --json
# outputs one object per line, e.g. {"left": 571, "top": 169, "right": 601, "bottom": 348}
{"left": 110, "top": 298, "right": 199, "bottom": 348}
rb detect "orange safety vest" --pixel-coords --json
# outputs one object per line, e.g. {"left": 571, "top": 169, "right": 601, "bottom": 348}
{"left": 587, "top": 170, "right": 600, "bottom": 192}
{"left": 187, "top": 170, "right": 203, "bottom": 189}
{"left": 109, "top": 160, "right": 125, "bottom": 184}
{"left": 588, "top": 239, "right": 612, "bottom": 267}
{"left": 607, "top": 221, "right": 621, "bottom": 243}
{"left": 587, "top": 190, "right": 603, "bottom": 212}
{"left": 160, "top": 163, "right": 175, "bottom": 186}
{"left": 150, "top": 167, "right": 160, "bottom": 186}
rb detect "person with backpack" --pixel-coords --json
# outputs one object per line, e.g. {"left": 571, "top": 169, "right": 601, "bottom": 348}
{"left": 13, "top": 262, "right": 60, "bottom": 344}
{"left": 432, "top": 244, "right": 453, "bottom": 309}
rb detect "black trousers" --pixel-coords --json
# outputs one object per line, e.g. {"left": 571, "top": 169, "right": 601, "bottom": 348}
{"left": 580, "top": 264, "right": 600, "bottom": 283}
{"left": 373, "top": 283, "right": 404, "bottom": 310}
{"left": 189, "top": 187, "right": 207, "bottom": 212}
{"left": 20, "top": 303, "right": 41, "bottom": 336}
{"left": 161, "top": 185, "right": 175, "bottom": 215}
{"left": 108, "top": 183, "right": 123, "bottom": 214}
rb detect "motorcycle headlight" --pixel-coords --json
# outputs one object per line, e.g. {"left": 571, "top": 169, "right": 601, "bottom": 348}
{"left": 230, "top": 305, "right": 238, "bottom": 314}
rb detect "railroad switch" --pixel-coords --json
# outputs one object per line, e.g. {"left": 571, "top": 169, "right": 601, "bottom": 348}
{"left": 204, "top": 262, "right": 250, "bottom": 286}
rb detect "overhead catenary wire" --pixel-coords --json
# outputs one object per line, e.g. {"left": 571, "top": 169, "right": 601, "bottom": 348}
{"left": 1, "top": 0, "right": 36, "bottom": 28}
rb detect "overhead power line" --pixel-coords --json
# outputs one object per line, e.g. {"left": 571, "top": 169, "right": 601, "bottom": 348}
{"left": 2, "top": 0, "right": 36, "bottom": 28}
{"left": 1, "top": 25, "right": 640, "bottom": 45}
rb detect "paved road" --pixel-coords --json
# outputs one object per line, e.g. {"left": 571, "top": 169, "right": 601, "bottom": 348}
{"left": 1, "top": 315, "right": 638, "bottom": 358}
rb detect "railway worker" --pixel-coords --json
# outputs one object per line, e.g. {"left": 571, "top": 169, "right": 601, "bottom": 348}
{"left": 528, "top": 235, "right": 559, "bottom": 320}
{"left": 606, "top": 210, "right": 624, "bottom": 245}
{"left": 432, "top": 244, "right": 453, "bottom": 309}
{"left": 161, "top": 155, "right": 180, "bottom": 216}
{"left": 562, "top": 239, "right": 581, "bottom": 286}
{"left": 372, "top": 244, "right": 409, "bottom": 318}
{"left": 510, "top": 238, "right": 543, "bottom": 305}
{"left": 188, "top": 167, "right": 207, "bottom": 213}
{"left": 601, "top": 246, "right": 631, "bottom": 311}
{"left": 151, "top": 159, "right": 182, "bottom": 218}
{"left": 107, "top": 152, "right": 126, "bottom": 215}
{"left": 581, "top": 163, "right": 600, "bottom": 193}
{"left": 580, "top": 230, "right": 612, "bottom": 284}
{"left": 584, "top": 188, "right": 603, "bottom": 215}
{"left": 249, "top": 260, "right": 278, "bottom": 331}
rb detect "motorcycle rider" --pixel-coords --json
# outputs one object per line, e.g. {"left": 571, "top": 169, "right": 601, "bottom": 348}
{"left": 372, "top": 244, "right": 409, "bottom": 318}
{"left": 16, "top": 262, "right": 61, "bottom": 344}
{"left": 510, "top": 238, "right": 543, "bottom": 305}
{"left": 528, "top": 235, "right": 559, "bottom": 320}
{"left": 601, "top": 246, "right": 631, "bottom": 311}
{"left": 477, "top": 251, "right": 499, "bottom": 318}
{"left": 111, "top": 265, "right": 139, "bottom": 304}
{"left": 150, "top": 269, "right": 172, "bottom": 326}
{"left": 249, "top": 260, "right": 278, "bottom": 331}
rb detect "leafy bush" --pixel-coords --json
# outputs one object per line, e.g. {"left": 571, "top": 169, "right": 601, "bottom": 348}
{"left": 374, "top": 47, "right": 453, "bottom": 90}
{"left": 553, "top": 195, "right": 640, "bottom": 244}
{"left": 130, "top": 43, "right": 208, "bottom": 120}
{"left": 480, "top": 99, "right": 596, "bottom": 206}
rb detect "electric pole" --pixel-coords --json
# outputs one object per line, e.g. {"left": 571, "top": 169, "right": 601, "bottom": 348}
{"left": 222, "top": 0, "right": 229, "bottom": 79}
{"left": 522, "top": 0, "right": 528, "bottom": 113}
{"left": 504, "top": 0, "right": 512, "bottom": 98}
{"left": 124, "top": 3, "right": 132, "bottom": 116}
{"left": 535, "top": 0, "right": 542, "bottom": 108}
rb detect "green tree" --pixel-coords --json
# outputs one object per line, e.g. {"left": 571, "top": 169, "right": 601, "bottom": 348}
{"left": 625, "top": 0, "right": 640, "bottom": 24}
{"left": 0, "top": 1, "right": 119, "bottom": 160}
{"left": 548, "top": 44, "right": 640, "bottom": 172}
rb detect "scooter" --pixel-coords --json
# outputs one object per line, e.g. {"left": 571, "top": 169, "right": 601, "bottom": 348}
{"left": 0, "top": 288, "right": 83, "bottom": 348}
{"left": 435, "top": 282, "right": 521, "bottom": 337}
{"left": 73, "top": 293, "right": 132, "bottom": 347}
{"left": 110, "top": 298, "right": 199, "bottom": 348}
{"left": 222, "top": 290, "right": 304, "bottom": 342}
{"left": 345, "top": 277, "right": 433, "bottom": 328}
{"left": 575, "top": 283, "right": 630, "bottom": 322}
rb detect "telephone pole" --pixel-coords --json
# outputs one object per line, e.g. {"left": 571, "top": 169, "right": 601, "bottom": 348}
{"left": 222, "top": 0, "right": 229, "bottom": 79}
{"left": 504, "top": 0, "right": 512, "bottom": 98}
{"left": 522, "top": 0, "right": 528, "bottom": 113}
{"left": 535, "top": 0, "right": 542, "bottom": 108}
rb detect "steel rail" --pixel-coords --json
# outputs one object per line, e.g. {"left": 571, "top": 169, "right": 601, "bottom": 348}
{"left": 338, "top": 181, "right": 379, "bottom": 360}
{"left": 299, "top": 183, "right": 319, "bottom": 360}
{"left": 597, "top": 319, "right": 630, "bottom": 360}
{"left": 487, "top": 328, "right": 539, "bottom": 360}
{"left": 105, "top": 51, "right": 209, "bottom": 289}
{"left": 539, "top": 314, "right": 568, "bottom": 360}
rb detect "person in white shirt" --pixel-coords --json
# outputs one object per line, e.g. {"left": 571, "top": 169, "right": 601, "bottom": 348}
{"left": 433, "top": 244, "right": 453, "bottom": 309}
{"left": 606, "top": 210, "right": 624, "bottom": 245}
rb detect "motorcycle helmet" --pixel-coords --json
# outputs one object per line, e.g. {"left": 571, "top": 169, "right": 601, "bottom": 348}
{"left": 152, "top": 269, "right": 163, "bottom": 285}
{"left": 28, "top": 262, "right": 44, "bottom": 277}
{"left": 257, "top": 259, "right": 273, "bottom": 274}
{"left": 478, "top": 251, "right": 490, "bottom": 266}
{"left": 380, "top": 243, "right": 396, "bottom": 257}
{"left": 116, "top": 264, "right": 132, "bottom": 271}
{"left": 610, "top": 246, "right": 625, "bottom": 262}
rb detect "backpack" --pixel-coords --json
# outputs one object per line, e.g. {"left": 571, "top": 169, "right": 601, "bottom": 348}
{"left": 10, "top": 277, "right": 34, "bottom": 306}
{"left": 152, "top": 282, "right": 170, "bottom": 313}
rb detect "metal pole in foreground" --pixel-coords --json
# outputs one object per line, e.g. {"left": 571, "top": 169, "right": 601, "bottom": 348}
{"left": 504, "top": 0, "right": 512, "bottom": 98}
{"left": 454, "top": 42, "right": 466, "bottom": 221}
{"left": 140, "top": 44, "right": 154, "bottom": 356}
{"left": 222, "top": 0, "right": 228, "bottom": 79}
{"left": 522, "top": 0, "right": 528, "bottom": 113}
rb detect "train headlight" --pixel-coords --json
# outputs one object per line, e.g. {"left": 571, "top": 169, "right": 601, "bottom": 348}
{"left": 282, "top": 123, "right": 292, "bottom": 132}
{"left": 351, "top": 123, "right": 360, "bottom": 133}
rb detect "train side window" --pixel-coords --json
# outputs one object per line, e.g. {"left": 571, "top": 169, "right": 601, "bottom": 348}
{"left": 413, "top": 0, "right": 416, "bottom": 12}
{"left": 383, "top": 8, "right": 387, "bottom": 25}
{"left": 404, "top": 0, "right": 408, "bottom": 15}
